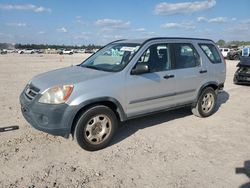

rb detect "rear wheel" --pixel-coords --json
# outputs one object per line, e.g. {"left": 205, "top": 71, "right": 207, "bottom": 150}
{"left": 74, "top": 105, "right": 118, "bottom": 151}
{"left": 192, "top": 87, "right": 217, "bottom": 117}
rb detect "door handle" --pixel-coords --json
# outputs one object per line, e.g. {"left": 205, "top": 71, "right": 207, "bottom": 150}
{"left": 199, "top": 70, "right": 207, "bottom": 74}
{"left": 163, "top": 74, "right": 175, "bottom": 79}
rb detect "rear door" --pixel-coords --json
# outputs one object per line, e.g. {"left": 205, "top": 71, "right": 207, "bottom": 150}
{"left": 173, "top": 43, "right": 207, "bottom": 104}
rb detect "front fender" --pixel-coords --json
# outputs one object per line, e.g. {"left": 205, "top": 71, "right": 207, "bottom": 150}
{"left": 67, "top": 97, "right": 127, "bottom": 134}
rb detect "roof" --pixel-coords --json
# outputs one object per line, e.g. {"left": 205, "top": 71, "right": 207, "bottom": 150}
{"left": 113, "top": 37, "right": 214, "bottom": 45}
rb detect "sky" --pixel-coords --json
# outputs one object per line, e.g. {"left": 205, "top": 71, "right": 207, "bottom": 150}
{"left": 0, "top": 0, "right": 250, "bottom": 45}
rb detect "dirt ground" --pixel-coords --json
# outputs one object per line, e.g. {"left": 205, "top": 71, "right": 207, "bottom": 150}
{"left": 0, "top": 53, "right": 249, "bottom": 188}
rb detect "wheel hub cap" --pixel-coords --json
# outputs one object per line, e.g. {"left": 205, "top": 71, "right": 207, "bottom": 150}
{"left": 92, "top": 123, "right": 102, "bottom": 135}
{"left": 84, "top": 115, "right": 111, "bottom": 145}
{"left": 201, "top": 93, "right": 214, "bottom": 113}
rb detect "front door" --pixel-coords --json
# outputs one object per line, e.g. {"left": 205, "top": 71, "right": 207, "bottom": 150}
{"left": 125, "top": 43, "right": 177, "bottom": 118}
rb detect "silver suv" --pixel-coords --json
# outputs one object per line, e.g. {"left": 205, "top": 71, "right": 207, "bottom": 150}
{"left": 20, "top": 38, "right": 226, "bottom": 151}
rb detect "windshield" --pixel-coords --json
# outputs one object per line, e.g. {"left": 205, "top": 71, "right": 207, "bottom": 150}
{"left": 80, "top": 43, "right": 141, "bottom": 72}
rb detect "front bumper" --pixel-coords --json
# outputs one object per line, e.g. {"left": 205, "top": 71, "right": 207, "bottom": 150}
{"left": 20, "top": 90, "right": 77, "bottom": 137}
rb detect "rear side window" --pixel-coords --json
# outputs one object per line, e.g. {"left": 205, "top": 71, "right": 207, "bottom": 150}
{"left": 199, "top": 44, "right": 222, "bottom": 64}
{"left": 174, "top": 43, "right": 200, "bottom": 69}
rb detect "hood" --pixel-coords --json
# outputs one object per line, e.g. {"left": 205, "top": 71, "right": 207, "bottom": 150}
{"left": 31, "top": 66, "right": 111, "bottom": 92}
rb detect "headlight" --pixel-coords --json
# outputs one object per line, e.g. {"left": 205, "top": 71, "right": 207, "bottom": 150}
{"left": 38, "top": 85, "right": 74, "bottom": 104}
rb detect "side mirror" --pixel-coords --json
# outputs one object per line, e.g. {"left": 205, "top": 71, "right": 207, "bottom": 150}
{"left": 131, "top": 63, "right": 149, "bottom": 75}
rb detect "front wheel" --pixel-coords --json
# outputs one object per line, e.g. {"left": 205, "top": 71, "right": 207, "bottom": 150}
{"left": 74, "top": 105, "right": 118, "bottom": 151}
{"left": 192, "top": 87, "right": 217, "bottom": 117}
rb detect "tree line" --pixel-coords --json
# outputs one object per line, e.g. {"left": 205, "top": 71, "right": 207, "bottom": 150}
{"left": 0, "top": 43, "right": 102, "bottom": 50}
{"left": 15, "top": 43, "right": 103, "bottom": 50}
{"left": 216, "top": 40, "right": 250, "bottom": 47}
{"left": 1, "top": 40, "right": 250, "bottom": 50}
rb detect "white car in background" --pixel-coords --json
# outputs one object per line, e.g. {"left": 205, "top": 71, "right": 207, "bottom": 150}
{"left": 18, "top": 49, "right": 35, "bottom": 54}
{"left": 59, "top": 49, "right": 73, "bottom": 55}
{"left": 6, "top": 49, "right": 15, "bottom": 53}
{"left": 219, "top": 48, "right": 230, "bottom": 58}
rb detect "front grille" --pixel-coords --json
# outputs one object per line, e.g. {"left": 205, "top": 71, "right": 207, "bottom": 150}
{"left": 24, "top": 83, "right": 40, "bottom": 100}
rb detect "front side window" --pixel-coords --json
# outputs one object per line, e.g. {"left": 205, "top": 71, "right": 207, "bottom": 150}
{"left": 174, "top": 43, "right": 200, "bottom": 69}
{"left": 81, "top": 43, "right": 140, "bottom": 72}
{"left": 137, "top": 43, "right": 171, "bottom": 72}
{"left": 200, "top": 44, "right": 221, "bottom": 64}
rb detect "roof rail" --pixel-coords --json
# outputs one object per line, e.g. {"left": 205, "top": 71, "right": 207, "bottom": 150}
{"left": 143, "top": 37, "right": 214, "bottom": 43}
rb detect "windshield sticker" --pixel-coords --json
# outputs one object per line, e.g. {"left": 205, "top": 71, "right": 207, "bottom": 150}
{"left": 111, "top": 49, "right": 120, "bottom": 56}
{"left": 120, "top": 47, "right": 137, "bottom": 52}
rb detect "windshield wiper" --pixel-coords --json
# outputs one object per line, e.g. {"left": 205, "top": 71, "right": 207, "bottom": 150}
{"left": 80, "top": 64, "right": 117, "bottom": 72}
{"left": 81, "top": 65, "right": 104, "bottom": 71}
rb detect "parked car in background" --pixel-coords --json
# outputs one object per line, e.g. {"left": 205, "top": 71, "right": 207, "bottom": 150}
{"left": 227, "top": 49, "right": 242, "bottom": 60}
{"left": 75, "top": 49, "right": 86, "bottom": 53}
{"left": 59, "top": 49, "right": 73, "bottom": 55}
{"left": 20, "top": 37, "right": 226, "bottom": 151}
{"left": 35, "top": 49, "right": 44, "bottom": 54}
{"left": 57, "top": 49, "right": 63, "bottom": 54}
{"left": 220, "top": 48, "right": 230, "bottom": 58}
{"left": 234, "top": 57, "right": 250, "bottom": 85}
{"left": 6, "top": 49, "right": 15, "bottom": 53}
{"left": 84, "top": 48, "right": 94, "bottom": 53}
{"left": 18, "top": 49, "right": 35, "bottom": 54}
{"left": 0, "top": 49, "right": 7, "bottom": 54}
{"left": 73, "top": 49, "right": 82, "bottom": 53}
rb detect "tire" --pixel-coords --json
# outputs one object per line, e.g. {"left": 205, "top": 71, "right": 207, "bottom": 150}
{"left": 74, "top": 105, "right": 118, "bottom": 151}
{"left": 192, "top": 87, "right": 217, "bottom": 117}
